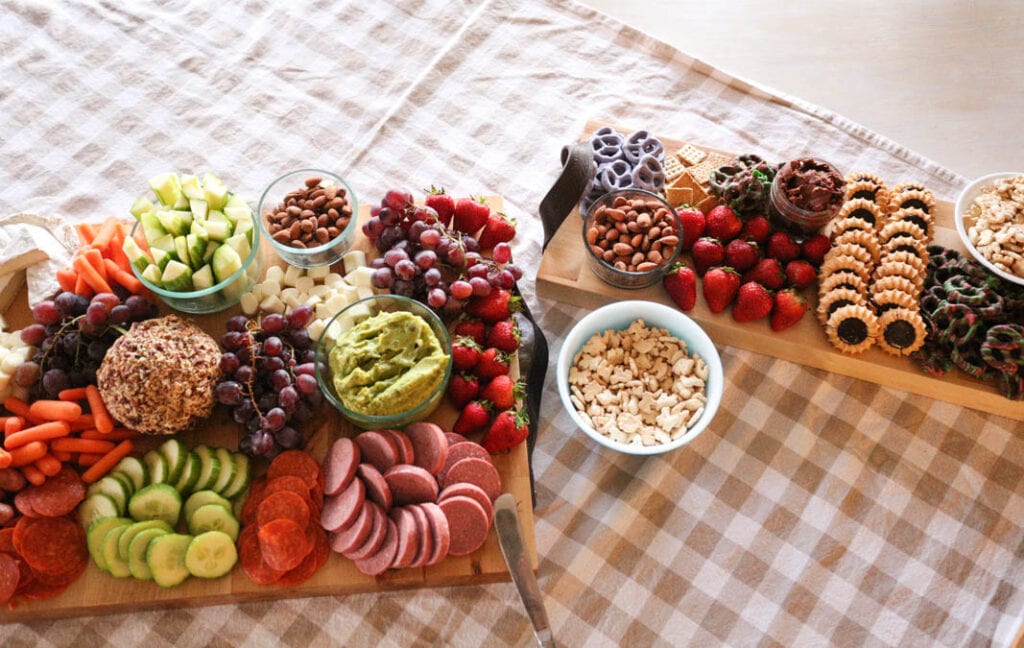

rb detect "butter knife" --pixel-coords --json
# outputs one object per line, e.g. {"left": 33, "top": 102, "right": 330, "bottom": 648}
{"left": 494, "top": 493, "right": 556, "bottom": 648}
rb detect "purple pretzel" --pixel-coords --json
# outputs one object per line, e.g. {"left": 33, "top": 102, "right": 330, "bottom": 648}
{"left": 591, "top": 129, "right": 625, "bottom": 165}
{"left": 597, "top": 160, "right": 634, "bottom": 192}
{"left": 631, "top": 154, "right": 665, "bottom": 192}
{"left": 623, "top": 130, "right": 664, "bottom": 164}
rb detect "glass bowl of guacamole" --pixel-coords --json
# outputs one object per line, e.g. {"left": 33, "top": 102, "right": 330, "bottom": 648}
{"left": 314, "top": 294, "right": 452, "bottom": 429}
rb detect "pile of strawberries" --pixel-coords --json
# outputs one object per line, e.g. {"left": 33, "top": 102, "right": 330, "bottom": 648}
{"left": 663, "top": 204, "right": 829, "bottom": 330}
{"left": 447, "top": 288, "right": 529, "bottom": 453}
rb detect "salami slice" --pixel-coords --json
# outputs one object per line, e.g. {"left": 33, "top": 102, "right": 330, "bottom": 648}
{"left": 0, "top": 527, "right": 15, "bottom": 553}
{"left": 266, "top": 450, "right": 321, "bottom": 491}
{"left": 278, "top": 524, "right": 329, "bottom": 587}
{"left": 329, "top": 501, "right": 374, "bottom": 555}
{"left": 322, "top": 438, "right": 360, "bottom": 497}
{"left": 257, "top": 491, "right": 311, "bottom": 531}
{"left": 404, "top": 421, "right": 449, "bottom": 475}
{"left": 26, "top": 467, "right": 86, "bottom": 517}
{"left": 344, "top": 503, "right": 388, "bottom": 561}
{"left": 439, "top": 482, "right": 494, "bottom": 527}
{"left": 442, "top": 457, "right": 501, "bottom": 501}
{"left": 32, "top": 556, "right": 87, "bottom": 586}
{"left": 388, "top": 507, "right": 419, "bottom": 570}
{"left": 320, "top": 477, "right": 365, "bottom": 533}
{"left": 258, "top": 518, "right": 311, "bottom": 572}
{"left": 383, "top": 464, "right": 439, "bottom": 506}
{"left": 357, "top": 463, "right": 393, "bottom": 511}
{"left": 264, "top": 475, "right": 312, "bottom": 500}
{"left": 353, "top": 518, "right": 398, "bottom": 576}
{"left": 419, "top": 502, "right": 452, "bottom": 565}
{"left": 0, "top": 553, "right": 19, "bottom": 604}
{"left": 19, "top": 516, "right": 88, "bottom": 575}
{"left": 438, "top": 443, "right": 491, "bottom": 484}
{"left": 438, "top": 496, "right": 489, "bottom": 557}
{"left": 444, "top": 432, "right": 469, "bottom": 448}
{"left": 238, "top": 526, "right": 284, "bottom": 585}
{"left": 0, "top": 467, "right": 27, "bottom": 493}
{"left": 240, "top": 477, "right": 268, "bottom": 526}
{"left": 385, "top": 430, "right": 415, "bottom": 466}
{"left": 406, "top": 504, "right": 433, "bottom": 569}
{"left": 354, "top": 431, "right": 400, "bottom": 473}
{"left": 14, "top": 491, "right": 39, "bottom": 518}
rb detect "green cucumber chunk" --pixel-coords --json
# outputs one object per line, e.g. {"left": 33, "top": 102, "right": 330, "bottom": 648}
{"left": 112, "top": 456, "right": 148, "bottom": 492}
{"left": 211, "top": 243, "right": 243, "bottom": 283}
{"left": 147, "top": 533, "right": 193, "bottom": 588}
{"left": 187, "top": 504, "right": 239, "bottom": 541}
{"left": 209, "top": 447, "right": 236, "bottom": 494}
{"left": 191, "top": 264, "right": 214, "bottom": 291}
{"left": 118, "top": 519, "right": 174, "bottom": 562}
{"left": 160, "top": 260, "right": 193, "bottom": 292}
{"left": 102, "top": 525, "right": 133, "bottom": 578}
{"left": 128, "top": 527, "right": 171, "bottom": 581}
{"left": 86, "top": 476, "right": 130, "bottom": 515}
{"left": 87, "top": 517, "right": 132, "bottom": 572}
{"left": 130, "top": 196, "right": 155, "bottom": 220}
{"left": 184, "top": 531, "right": 237, "bottom": 579}
{"left": 184, "top": 490, "right": 231, "bottom": 521}
{"left": 220, "top": 453, "right": 251, "bottom": 500}
{"left": 128, "top": 483, "right": 182, "bottom": 527}
{"left": 192, "top": 445, "right": 221, "bottom": 492}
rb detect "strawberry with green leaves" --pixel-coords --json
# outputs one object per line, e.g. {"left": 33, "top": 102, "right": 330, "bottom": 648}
{"left": 451, "top": 336, "right": 482, "bottom": 372}
{"left": 480, "top": 375, "right": 523, "bottom": 411}
{"left": 482, "top": 408, "right": 530, "bottom": 452}
{"left": 702, "top": 266, "right": 740, "bottom": 313}
{"left": 453, "top": 400, "right": 492, "bottom": 436}
{"left": 732, "top": 281, "right": 773, "bottom": 322}
{"left": 478, "top": 212, "right": 517, "bottom": 249}
{"left": 475, "top": 348, "right": 511, "bottom": 379}
{"left": 424, "top": 185, "right": 456, "bottom": 228}
{"left": 486, "top": 319, "right": 520, "bottom": 353}
{"left": 447, "top": 372, "right": 480, "bottom": 409}
{"left": 663, "top": 262, "right": 697, "bottom": 311}
{"left": 770, "top": 289, "right": 809, "bottom": 331}
{"left": 466, "top": 288, "right": 519, "bottom": 323}
{"left": 452, "top": 196, "right": 491, "bottom": 234}
{"left": 453, "top": 317, "right": 487, "bottom": 345}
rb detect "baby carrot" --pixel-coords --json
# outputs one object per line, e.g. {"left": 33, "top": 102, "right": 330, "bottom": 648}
{"left": 108, "top": 231, "right": 134, "bottom": 275}
{"left": 51, "top": 450, "right": 74, "bottom": 462}
{"left": 81, "top": 439, "right": 133, "bottom": 483}
{"left": 90, "top": 217, "right": 120, "bottom": 254}
{"left": 58, "top": 387, "right": 90, "bottom": 402}
{"left": 84, "top": 248, "right": 108, "bottom": 282}
{"left": 132, "top": 225, "right": 150, "bottom": 252}
{"left": 73, "top": 254, "right": 112, "bottom": 295}
{"left": 4, "top": 420, "right": 72, "bottom": 448}
{"left": 21, "top": 464, "right": 46, "bottom": 486}
{"left": 2, "top": 397, "right": 44, "bottom": 425}
{"left": 0, "top": 448, "right": 11, "bottom": 469}
{"left": 69, "top": 413, "right": 96, "bottom": 431}
{"left": 75, "top": 223, "right": 96, "bottom": 245}
{"left": 56, "top": 267, "right": 78, "bottom": 293}
{"left": 85, "top": 385, "right": 114, "bottom": 434}
{"left": 50, "top": 437, "right": 115, "bottom": 454}
{"left": 78, "top": 453, "right": 103, "bottom": 467}
{"left": 9, "top": 441, "right": 48, "bottom": 467}
{"left": 74, "top": 271, "right": 95, "bottom": 298}
{"left": 4, "top": 416, "right": 24, "bottom": 436}
{"left": 28, "top": 399, "right": 82, "bottom": 423}
{"left": 104, "top": 258, "right": 143, "bottom": 294}
{"left": 81, "top": 427, "right": 140, "bottom": 441}
{"left": 35, "top": 453, "right": 62, "bottom": 477}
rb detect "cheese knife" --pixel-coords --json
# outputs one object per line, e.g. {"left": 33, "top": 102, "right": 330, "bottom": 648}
{"left": 494, "top": 493, "right": 555, "bottom": 648}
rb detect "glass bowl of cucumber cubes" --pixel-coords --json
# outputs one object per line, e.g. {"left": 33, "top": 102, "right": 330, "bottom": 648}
{"left": 124, "top": 171, "right": 263, "bottom": 314}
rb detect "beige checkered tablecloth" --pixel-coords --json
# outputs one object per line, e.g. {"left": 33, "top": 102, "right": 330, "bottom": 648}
{"left": 2, "top": 1, "right": 1022, "bottom": 646}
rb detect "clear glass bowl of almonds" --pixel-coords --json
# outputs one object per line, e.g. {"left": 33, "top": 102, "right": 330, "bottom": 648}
{"left": 582, "top": 188, "right": 682, "bottom": 289}
{"left": 257, "top": 169, "right": 358, "bottom": 268}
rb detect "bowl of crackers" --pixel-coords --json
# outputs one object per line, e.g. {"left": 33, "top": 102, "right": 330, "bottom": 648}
{"left": 556, "top": 300, "right": 724, "bottom": 455}
{"left": 954, "top": 171, "right": 1024, "bottom": 287}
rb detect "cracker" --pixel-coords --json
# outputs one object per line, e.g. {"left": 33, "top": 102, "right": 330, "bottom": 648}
{"left": 676, "top": 143, "right": 706, "bottom": 166}
{"left": 697, "top": 195, "right": 720, "bottom": 214}
{"left": 663, "top": 156, "right": 686, "bottom": 183}
{"left": 666, "top": 185, "right": 694, "bottom": 208}
{"left": 686, "top": 153, "right": 731, "bottom": 187}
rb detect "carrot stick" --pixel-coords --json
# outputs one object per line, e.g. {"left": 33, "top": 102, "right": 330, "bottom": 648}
{"left": 75, "top": 223, "right": 96, "bottom": 245}
{"left": 35, "top": 453, "right": 62, "bottom": 477}
{"left": 21, "top": 464, "right": 46, "bottom": 486}
{"left": 3, "top": 416, "right": 24, "bottom": 436}
{"left": 104, "top": 258, "right": 143, "bottom": 294}
{"left": 9, "top": 441, "right": 48, "bottom": 467}
{"left": 84, "top": 385, "right": 115, "bottom": 434}
{"left": 51, "top": 450, "right": 73, "bottom": 462}
{"left": 81, "top": 440, "right": 133, "bottom": 483}
{"left": 69, "top": 413, "right": 95, "bottom": 432}
{"left": 28, "top": 400, "right": 82, "bottom": 423}
{"left": 2, "top": 397, "right": 43, "bottom": 425}
{"left": 0, "top": 448, "right": 11, "bottom": 469}
{"left": 78, "top": 453, "right": 103, "bottom": 467}
{"left": 91, "top": 217, "right": 120, "bottom": 254}
{"left": 56, "top": 267, "right": 78, "bottom": 293}
{"left": 4, "top": 421, "right": 72, "bottom": 449}
{"left": 58, "top": 387, "right": 90, "bottom": 402}
{"left": 50, "top": 437, "right": 115, "bottom": 454}
{"left": 73, "top": 254, "right": 112, "bottom": 294}
{"left": 109, "top": 230, "right": 133, "bottom": 275}
{"left": 133, "top": 225, "right": 150, "bottom": 253}
{"left": 84, "top": 248, "right": 109, "bottom": 283}
{"left": 80, "top": 427, "right": 140, "bottom": 441}
{"left": 74, "top": 271, "right": 94, "bottom": 298}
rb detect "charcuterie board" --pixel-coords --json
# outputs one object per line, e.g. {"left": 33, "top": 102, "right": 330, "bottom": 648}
{"left": 0, "top": 196, "right": 537, "bottom": 622}
{"left": 537, "top": 122, "right": 1024, "bottom": 421}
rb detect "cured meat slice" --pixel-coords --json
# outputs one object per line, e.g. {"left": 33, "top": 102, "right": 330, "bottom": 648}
{"left": 0, "top": 553, "right": 19, "bottom": 604}
{"left": 354, "top": 431, "right": 399, "bottom": 473}
{"left": 258, "top": 518, "right": 311, "bottom": 572}
{"left": 238, "top": 525, "right": 284, "bottom": 585}
{"left": 322, "top": 438, "right": 360, "bottom": 497}
{"left": 439, "top": 482, "right": 494, "bottom": 526}
{"left": 257, "top": 491, "right": 311, "bottom": 530}
{"left": 438, "top": 496, "right": 489, "bottom": 557}
{"left": 320, "top": 477, "right": 365, "bottom": 533}
{"left": 353, "top": 518, "right": 398, "bottom": 576}
{"left": 329, "top": 501, "right": 374, "bottom": 555}
{"left": 383, "top": 465, "right": 439, "bottom": 506}
{"left": 419, "top": 502, "right": 452, "bottom": 565}
{"left": 266, "top": 450, "right": 321, "bottom": 491}
{"left": 404, "top": 421, "right": 449, "bottom": 475}
{"left": 438, "top": 443, "right": 491, "bottom": 483}
{"left": 388, "top": 507, "right": 419, "bottom": 570}
{"left": 344, "top": 503, "right": 388, "bottom": 561}
{"left": 385, "top": 430, "right": 415, "bottom": 466}
{"left": 278, "top": 524, "right": 330, "bottom": 586}
{"left": 357, "top": 463, "right": 393, "bottom": 511}
{"left": 26, "top": 467, "right": 86, "bottom": 517}
{"left": 406, "top": 504, "right": 433, "bottom": 569}
{"left": 442, "top": 457, "right": 501, "bottom": 501}
{"left": 239, "top": 477, "right": 268, "bottom": 526}
{"left": 444, "top": 432, "right": 469, "bottom": 448}
{"left": 19, "top": 516, "right": 88, "bottom": 575}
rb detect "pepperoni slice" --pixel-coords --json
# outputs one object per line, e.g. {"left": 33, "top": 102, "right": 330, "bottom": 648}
{"left": 238, "top": 526, "right": 284, "bottom": 586}
{"left": 32, "top": 556, "right": 87, "bottom": 587}
{"left": 266, "top": 450, "right": 321, "bottom": 491}
{"left": 264, "top": 476, "right": 318, "bottom": 513}
{"left": 240, "top": 477, "right": 268, "bottom": 527}
{"left": 257, "top": 490, "right": 311, "bottom": 531}
{"left": 278, "top": 524, "right": 329, "bottom": 587}
{"left": 0, "top": 527, "right": 15, "bottom": 553}
{"left": 11, "top": 516, "right": 36, "bottom": 555}
{"left": 257, "top": 518, "right": 311, "bottom": 572}
{"left": 0, "top": 553, "right": 19, "bottom": 604}
{"left": 19, "top": 517, "right": 88, "bottom": 576}
{"left": 27, "top": 467, "right": 86, "bottom": 517}
{"left": 18, "top": 579, "right": 69, "bottom": 600}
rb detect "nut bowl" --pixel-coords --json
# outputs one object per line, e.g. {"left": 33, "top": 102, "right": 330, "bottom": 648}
{"left": 954, "top": 171, "right": 1024, "bottom": 287}
{"left": 258, "top": 168, "right": 358, "bottom": 269}
{"left": 314, "top": 294, "right": 452, "bottom": 429}
{"left": 556, "top": 300, "right": 724, "bottom": 456}
{"left": 582, "top": 189, "right": 682, "bottom": 289}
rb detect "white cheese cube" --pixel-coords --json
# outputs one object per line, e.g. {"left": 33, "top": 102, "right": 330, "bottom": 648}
{"left": 307, "top": 318, "right": 326, "bottom": 341}
{"left": 265, "top": 265, "right": 284, "bottom": 283}
{"left": 316, "top": 304, "right": 333, "bottom": 320}
{"left": 325, "top": 293, "right": 349, "bottom": 313}
{"left": 284, "top": 264, "right": 304, "bottom": 287}
{"left": 342, "top": 250, "right": 367, "bottom": 274}
{"left": 326, "top": 319, "right": 345, "bottom": 340}
{"left": 307, "top": 265, "right": 330, "bottom": 281}
{"left": 0, "top": 371, "right": 10, "bottom": 392}
{"left": 261, "top": 280, "right": 282, "bottom": 297}
{"left": 1, "top": 352, "right": 23, "bottom": 373}
{"left": 304, "top": 294, "right": 323, "bottom": 308}
{"left": 345, "top": 266, "right": 374, "bottom": 288}
{"left": 347, "top": 303, "right": 373, "bottom": 322}
{"left": 281, "top": 287, "right": 300, "bottom": 302}
{"left": 260, "top": 294, "right": 286, "bottom": 314}
{"left": 240, "top": 292, "right": 259, "bottom": 315}
{"left": 341, "top": 285, "right": 359, "bottom": 303}
{"left": 309, "top": 285, "right": 330, "bottom": 298}
{"left": 282, "top": 291, "right": 302, "bottom": 309}
{"left": 356, "top": 286, "right": 375, "bottom": 300}
{"left": 324, "top": 273, "right": 345, "bottom": 288}
{"left": 295, "top": 276, "right": 315, "bottom": 293}
{"left": 248, "top": 284, "right": 263, "bottom": 303}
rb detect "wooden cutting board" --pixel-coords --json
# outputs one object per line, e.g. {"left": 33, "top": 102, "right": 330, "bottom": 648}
{"left": 0, "top": 196, "right": 537, "bottom": 622}
{"left": 537, "top": 123, "right": 1023, "bottom": 421}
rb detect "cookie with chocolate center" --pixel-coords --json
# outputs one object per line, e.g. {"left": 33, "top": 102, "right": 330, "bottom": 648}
{"left": 876, "top": 308, "right": 927, "bottom": 356}
{"left": 826, "top": 304, "right": 878, "bottom": 354}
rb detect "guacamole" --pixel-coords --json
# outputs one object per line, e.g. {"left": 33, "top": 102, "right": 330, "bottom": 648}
{"left": 328, "top": 310, "right": 449, "bottom": 416}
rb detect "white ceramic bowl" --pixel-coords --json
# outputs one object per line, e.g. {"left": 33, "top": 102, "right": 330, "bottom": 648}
{"left": 954, "top": 171, "right": 1024, "bottom": 287}
{"left": 556, "top": 300, "right": 724, "bottom": 455}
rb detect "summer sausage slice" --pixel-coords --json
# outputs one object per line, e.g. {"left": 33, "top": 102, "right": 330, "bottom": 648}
{"left": 444, "top": 432, "right": 469, "bottom": 448}
{"left": 383, "top": 465, "right": 439, "bottom": 506}
{"left": 344, "top": 503, "right": 388, "bottom": 561}
{"left": 439, "top": 482, "right": 494, "bottom": 527}
{"left": 329, "top": 500, "right": 374, "bottom": 555}
{"left": 388, "top": 507, "right": 419, "bottom": 570}
{"left": 0, "top": 468, "right": 27, "bottom": 493}
{"left": 354, "top": 431, "right": 399, "bottom": 473}
{"left": 419, "top": 502, "right": 451, "bottom": 565}
{"left": 357, "top": 463, "right": 393, "bottom": 510}
{"left": 320, "top": 476, "right": 365, "bottom": 533}
{"left": 442, "top": 457, "right": 501, "bottom": 502}
{"left": 439, "top": 496, "right": 489, "bottom": 557}
{"left": 323, "top": 438, "right": 360, "bottom": 497}
{"left": 438, "top": 442, "right": 491, "bottom": 484}
{"left": 353, "top": 518, "right": 398, "bottom": 576}
{"left": 407, "top": 504, "right": 434, "bottom": 568}
{"left": 404, "top": 421, "right": 449, "bottom": 475}
{"left": 385, "top": 430, "right": 415, "bottom": 465}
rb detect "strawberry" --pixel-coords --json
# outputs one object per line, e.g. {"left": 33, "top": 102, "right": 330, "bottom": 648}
{"left": 677, "top": 207, "right": 706, "bottom": 251}
{"left": 800, "top": 234, "right": 831, "bottom": 267}
{"left": 662, "top": 262, "right": 697, "bottom": 311}
{"left": 466, "top": 288, "right": 519, "bottom": 323}
{"left": 784, "top": 260, "right": 817, "bottom": 289}
{"left": 477, "top": 211, "right": 517, "bottom": 249}
{"left": 447, "top": 372, "right": 480, "bottom": 409}
{"left": 739, "top": 215, "right": 771, "bottom": 245}
{"left": 482, "top": 408, "right": 530, "bottom": 453}
{"left": 742, "top": 258, "right": 786, "bottom": 290}
{"left": 691, "top": 237, "right": 724, "bottom": 276}
{"left": 766, "top": 231, "right": 801, "bottom": 263}
{"left": 702, "top": 266, "right": 740, "bottom": 313}
{"left": 724, "top": 239, "right": 760, "bottom": 272}
{"left": 732, "top": 281, "right": 774, "bottom": 323}
{"left": 486, "top": 319, "right": 520, "bottom": 353}
{"left": 770, "top": 289, "right": 809, "bottom": 331}
{"left": 453, "top": 400, "right": 492, "bottom": 436}
{"left": 453, "top": 317, "right": 487, "bottom": 345}
{"left": 479, "top": 375, "right": 523, "bottom": 411}
{"left": 424, "top": 186, "right": 455, "bottom": 227}
{"left": 705, "top": 205, "right": 742, "bottom": 241}
{"left": 451, "top": 336, "right": 481, "bottom": 371}
{"left": 452, "top": 196, "right": 491, "bottom": 235}
{"left": 475, "top": 348, "right": 511, "bottom": 379}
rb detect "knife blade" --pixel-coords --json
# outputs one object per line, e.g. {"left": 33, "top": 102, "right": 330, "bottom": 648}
{"left": 494, "top": 493, "right": 555, "bottom": 648}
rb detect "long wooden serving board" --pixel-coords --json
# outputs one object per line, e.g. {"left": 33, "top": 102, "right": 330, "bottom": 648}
{"left": 0, "top": 196, "right": 537, "bottom": 622}
{"left": 538, "top": 123, "right": 1023, "bottom": 421}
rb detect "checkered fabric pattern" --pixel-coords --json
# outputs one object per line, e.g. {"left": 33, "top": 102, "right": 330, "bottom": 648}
{"left": 1, "top": 0, "right": 1022, "bottom": 646}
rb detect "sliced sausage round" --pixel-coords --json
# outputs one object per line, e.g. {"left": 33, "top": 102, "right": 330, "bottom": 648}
{"left": 438, "top": 443, "right": 491, "bottom": 483}
{"left": 407, "top": 504, "right": 434, "bottom": 568}
{"left": 388, "top": 507, "right": 419, "bottom": 570}
{"left": 439, "top": 496, "right": 489, "bottom": 557}
{"left": 356, "top": 463, "right": 393, "bottom": 511}
{"left": 439, "top": 482, "right": 494, "bottom": 527}
{"left": 323, "top": 438, "right": 360, "bottom": 497}
{"left": 385, "top": 429, "right": 415, "bottom": 465}
{"left": 444, "top": 432, "right": 469, "bottom": 448}
{"left": 344, "top": 502, "right": 388, "bottom": 561}
{"left": 353, "top": 518, "right": 398, "bottom": 576}
{"left": 354, "top": 430, "right": 399, "bottom": 473}
{"left": 383, "top": 464, "right": 439, "bottom": 507}
{"left": 329, "top": 500, "right": 374, "bottom": 554}
{"left": 320, "top": 477, "right": 365, "bottom": 533}
{"left": 442, "top": 457, "right": 501, "bottom": 501}
{"left": 419, "top": 502, "right": 451, "bottom": 565}
{"left": 404, "top": 421, "right": 449, "bottom": 475}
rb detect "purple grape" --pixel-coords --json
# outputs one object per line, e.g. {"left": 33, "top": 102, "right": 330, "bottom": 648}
{"left": 446, "top": 245, "right": 466, "bottom": 266}
{"left": 109, "top": 304, "right": 131, "bottom": 325}
{"left": 264, "top": 407, "right": 286, "bottom": 431}
{"left": 216, "top": 381, "right": 244, "bottom": 405}
{"left": 384, "top": 189, "right": 412, "bottom": 212}
{"left": 408, "top": 220, "right": 429, "bottom": 242}
{"left": 14, "top": 361, "right": 40, "bottom": 387}
{"left": 372, "top": 267, "right": 395, "bottom": 289}
{"left": 270, "top": 369, "right": 292, "bottom": 391}
{"left": 414, "top": 250, "right": 438, "bottom": 270}
{"left": 288, "top": 305, "right": 313, "bottom": 330}
{"left": 395, "top": 259, "right": 418, "bottom": 281}
{"left": 41, "top": 369, "right": 69, "bottom": 396}
{"left": 60, "top": 331, "right": 80, "bottom": 354}
{"left": 423, "top": 268, "right": 442, "bottom": 286}
{"left": 257, "top": 392, "right": 279, "bottom": 411}
{"left": 377, "top": 208, "right": 398, "bottom": 227}
{"left": 469, "top": 276, "right": 492, "bottom": 297}
{"left": 427, "top": 289, "right": 447, "bottom": 309}
{"left": 263, "top": 336, "right": 283, "bottom": 357}
{"left": 279, "top": 385, "right": 299, "bottom": 411}
{"left": 252, "top": 430, "right": 275, "bottom": 456}
{"left": 370, "top": 257, "right": 388, "bottom": 270}
{"left": 275, "top": 426, "right": 302, "bottom": 449}
{"left": 220, "top": 352, "right": 240, "bottom": 374}
{"left": 450, "top": 280, "right": 473, "bottom": 300}
{"left": 288, "top": 329, "right": 312, "bottom": 350}
{"left": 295, "top": 373, "right": 318, "bottom": 395}
{"left": 420, "top": 229, "right": 442, "bottom": 248}
{"left": 294, "top": 362, "right": 315, "bottom": 376}
{"left": 392, "top": 279, "right": 415, "bottom": 298}
{"left": 384, "top": 248, "right": 409, "bottom": 268}
{"left": 493, "top": 242, "right": 513, "bottom": 264}
{"left": 86, "top": 339, "right": 107, "bottom": 361}
{"left": 261, "top": 313, "right": 286, "bottom": 334}
{"left": 506, "top": 263, "right": 524, "bottom": 280}
{"left": 221, "top": 330, "right": 248, "bottom": 351}
{"left": 236, "top": 345, "right": 252, "bottom": 365}
{"left": 234, "top": 364, "right": 254, "bottom": 383}
{"left": 125, "top": 295, "right": 152, "bottom": 320}
{"left": 263, "top": 356, "right": 285, "bottom": 372}
{"left": 31, "top": 300, "right": 61, "bottom": 326}
{"left": 440, "top": 296, "right": 466, "bottom": 319}
{"left": 495, "top": 269, "right": 516, "bottom": 289}
{"left": 292, "top": 402, "right": 313, "bottom": 423}
{"left": 233, "top": 401, "right": 255, "bottom": 424}
{"left": 305, "top": 388, "right": 322, "bottom": 407}
{"left": 71, "top": 295, "right": 90, "bottom": 317}
{"left": 20, "top": 324, "right": 47, "bottom": 346}
{"left": 462, "top": 236, "right": 479, "bottom": 253}
{"left": 363, "top": 216, "right": 384, "bottom": 238}
{"left": 54, "top": 291, "right": 78, "bottom": 316}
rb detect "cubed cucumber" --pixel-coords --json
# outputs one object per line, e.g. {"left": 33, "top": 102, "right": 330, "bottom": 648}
{"left": 202, "top": 173, "right": 229, "bottom": 211}
{"left": 150, "top": 232, "right": 176, "bottom": 253}
{"left": 156, "top": 208, "right": 192, "bottom": 237}
{"left": 122, "top": 237, "right": 153, "bottom": 274}
{"left": 144, "top": 450, "right": 169, "bottom": 484}
{"left": 128, "top": 527, "right": 170, "bottom": 581}
{"left": 192, "top": 445, "right": 221, "bottom": 492}
{"left": 187, "top": 504, "right": 239, "bottom": 541}
{"left": 224, "top": 193, "right": 249, "bottom": 211}
{"left": 128, "top": 483, "right": 182, "bottom": 527}
{"left": 220, "top": 453, "right": 251, "bottom": 500}
{"left": 212, "top": 243, "right": 243, "bottom": 283}
{"left": 148, "top": 172, "right": 182, "bottom": 207}
{"left": 209, "top": 447, "right": 236, "bottom": 494}
{"left": 183, "top": 490, "right": 231, "bottom": 521}
{"left": 173, "top": 236, "right": 189, "bottom": 268}
{"left": 184, "top": 531, "right": 237, "bottom": 579}
{"left": 79, "top": 493, "right": 122, "bottom": 529}
{"left": 147, "top": 533, "right": 193, "bottom": 588}
{"left": 191, "top": 264, "right": 214, "bottom": 291}
{"left": 223, "top": 205, "right": 251, "bottom": 223}
{"left": 180, "top": 174, "right": 204, "bottom": 201}
{"left": 140, "top": 211, "right": 167, "bottom": 243}
{"left": 130, "top": 196, "right": 155, "bottom": 220}
{"left": 157, "top": 439, "right": 189, "bottom": 485}
{"left": 141, "top": 263, "right": 163, "bottom": 286}
{"left": 186, "top": 234, "right": 206, "bottom": 269}
{"left": 231, "top": 215, "right": 254, "bottom": 243}
{"left": 87, "top": 516, "right": 131, "bottom": 572}
{"left": 86, "top": 476, "right": 130, "bottom": 515}
{"left": 189, "top": 198, "right": 208, "bottom": 221}
{"left": 101, "top": 524, "right": 133, "bottom": 578}
{"left": 112, "top": 456, "right": 148, "bottom": 492}
{"left": 118, "top": 519, "right": 173, "bottom": 563}
{"left": 204, "top": 219, "right": 231, "bottom": 242}
{"left": 173, "top": 451, "right": 201, "bottom": 493}
{"left": 150, "top": 247, "right": 172, "bottom": 271}
{"left": 223, "top": 233, "right": 251, "bottom": 263}
{"left": 160, "top": 260, "right": 194, "bottom": 292}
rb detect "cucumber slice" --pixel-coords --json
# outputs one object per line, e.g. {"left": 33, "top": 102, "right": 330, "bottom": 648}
{"left": 112, "top": 456, "right": 148, "bottom": 492}
{"left": 220, "top": 453, "right": 251, "bottom": 500}
{"left": 158, "top": 439, "right": 188, "bottom": 485}
{"left": 202, "top": 173, "right": 229, "bottom": 211}
{"left": 86, "top": 476, "right": 130, "bottom": 515}
{"left": 102, "top": 525, "right": 133, "bottom": 578}
{"left": 191, "top": 264, "right": 214, "bottom": 291}
{"left": 148, "top": 172, "right": 182, "bottom": 207}
{"left": 118, "top": 519, "right": 173, "bottom": 563}
{"left": 210, "top": 447, "right": 236, "bottom": 494}
{"left": 130, "top": 196, "right": 155, "bottom": 220}
{"left": 108, "top": 471, "right": 136, "bottom": 498}
{"left": 128, "top": 483, "right": 182, "bottom": 526}
{"left": 87, "top": 517, "right": 131, "bottom": 572}
{"left": 144, "top": 450, "right": 169, "bottom": 484}
{"left": 128, "top": 527, "right": 170, "bottom": 581}
{"left": 147, "top": 533, "right": 193, "bottom": 588}
{"left": 79, "top": 493, "right": 122, "bottom": 529}
{"left": 160, "top": 260, "right": 193, "bottom": 292}
{"left": 174, "top": 451, "right": 201, "bottom": 493}
{"left": 141, "top": 263, "right": 163, "bottom": 286}
{"left": 183, "top": 490, "right": 231, "bottom": 521}
{"left": 192, "top": 445, "right": 221, "bottom": 492}
{"left": 212, "top": 243, "right": 243, "bottom": 283}
{"left": 187, "top": 504, "right": 239, "bottom": 541}
{"left": 184, "top": 531, "right": 237, "bottom": 579}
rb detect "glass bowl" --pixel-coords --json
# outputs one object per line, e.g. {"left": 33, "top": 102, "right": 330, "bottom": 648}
{"left": 582, "top": 189, "right": 682, "bottom": 289}
{"left": 128, "top": 214, "right": 262, "bottom": 314}
{"left": 314, "top": 294, "right": 452, "bottom": 429}
{"left": 769, "top": 157, "right": 845, "bottom": 233}
{"left": 257, "top": 169, "right": 357, "bottom": 268}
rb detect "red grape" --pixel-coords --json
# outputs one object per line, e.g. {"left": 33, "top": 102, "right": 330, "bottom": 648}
{"left": 20, "top": 324, "right": 47, "bottom": 346}
{"left": 31, "top": 300, "right": 61, "bottom": 326}
{"left": 450, "top": 280, "right": 473, "bottom": 300}
{"left": 288, "top": 305, "right": 313, "bottom": 330}
{"left": 493, "top": 242, "right": 513, "bottom": 264}
{"left": 427, "top": 288, "right": 447, "bottom": 309}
